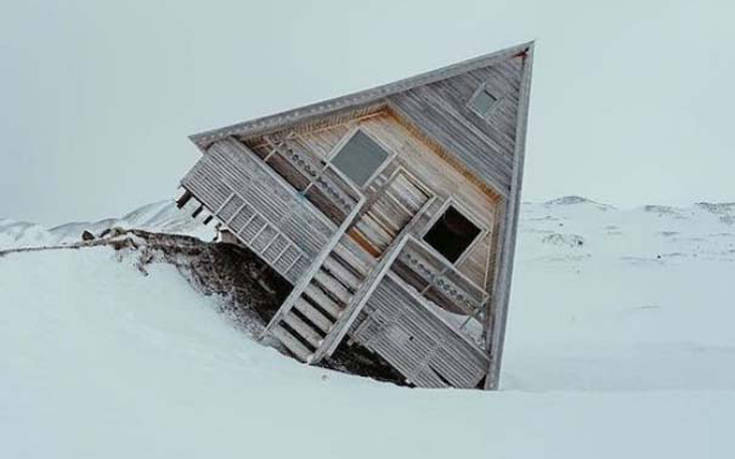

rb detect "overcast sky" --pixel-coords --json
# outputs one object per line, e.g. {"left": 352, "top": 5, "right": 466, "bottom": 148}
{"left": 1, "top": 0, "right": 732, "bottom": 225}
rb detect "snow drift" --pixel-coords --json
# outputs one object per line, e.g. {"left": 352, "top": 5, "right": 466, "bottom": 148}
{"left": 1, "top": 197, "right": 734, "bottom": 458}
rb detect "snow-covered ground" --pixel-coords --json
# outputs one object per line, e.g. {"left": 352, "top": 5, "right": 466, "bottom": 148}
{"left": 505, "top": 197, "right": 735, "bottom": 391}
{"left": 0, "top": 200, "right": 214, "bottom": 249}
{"left": 1, "top": 197, "right": 734, "bottom": 458}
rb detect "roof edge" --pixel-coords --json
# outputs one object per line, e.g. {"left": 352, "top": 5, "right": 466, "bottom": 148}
{"left": 189, "top": 41, "right": 534, "bottom": 151}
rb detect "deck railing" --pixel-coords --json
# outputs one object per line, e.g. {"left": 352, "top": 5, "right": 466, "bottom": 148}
{"left": 390, "top": 235, "right": 489, "bottom": 324}
{"left": 259, "top": 133, "right": 362, "bottom": 225}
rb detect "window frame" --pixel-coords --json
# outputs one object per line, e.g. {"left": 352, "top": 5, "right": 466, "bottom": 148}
{"left": 467, "top": 82, "right": 503, "bottom": 121}
{"left": 420, "top": 197, "right": 489, "bottom": 266}
{"left": 326, "top": 127, "right": 396, "bottom": 190}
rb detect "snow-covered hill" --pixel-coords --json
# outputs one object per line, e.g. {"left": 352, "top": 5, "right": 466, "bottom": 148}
{"left": 0, "top": 200, "right": 214, "bottom": 249}
{"left": 1, "top": 196, "right": 734, "bottom": 458}
{"left": 505, "top": 196, "right": 735, "bottom": 391}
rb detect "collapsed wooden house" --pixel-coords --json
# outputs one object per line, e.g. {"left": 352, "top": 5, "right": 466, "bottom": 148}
{"left": 175, "top": 42, "right": 534, "bottom": 390}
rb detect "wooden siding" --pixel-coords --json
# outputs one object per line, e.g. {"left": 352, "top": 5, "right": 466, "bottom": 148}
{"left": 357, "top": 113, "right": 497, "bottom": 286}
{"left": 456, "top": 231, "right": 493, "bottom": 287}
{"left": 485, "top": 46, "right": 534, "bottom": 389}
{"left": 391, "top": 236, "right": 487, "bottom": 318}
{"left": 180, "top": 137, "right": 339, "bottom": 282}
{"left": 190, "top": 42, "right": 532, "bottom": 154}
{"left": 232, "top": 55, "right": 525, "bottom": 199}
{"left": 350, "top": 273, "right": 489, "bottom": 388}
{"left": 244, "top": 111, "right": 498, "bottom": 287}
{"left": 351, "top": 170, "right": 431, "bottom": 256}
{"left": 178, "top": 43, "right": 534, "bottom": 390}
{"left": 387, "top": 55, "right": 524, "bottom": 196}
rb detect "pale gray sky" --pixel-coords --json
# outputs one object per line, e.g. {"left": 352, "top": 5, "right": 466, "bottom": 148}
{"left": 1, "top": 0, "right": 733, "bottom": 225}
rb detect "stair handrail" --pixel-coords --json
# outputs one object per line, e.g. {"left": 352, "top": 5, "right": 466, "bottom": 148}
{"left": 261, "top": 192, "right": 366, "bottom": 339}
{"left": 309, "top": 195, "right": 438, "bottom": 363}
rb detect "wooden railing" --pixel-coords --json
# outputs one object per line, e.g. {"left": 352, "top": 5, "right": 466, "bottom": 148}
{"left": 391, "top": 235, "right": 489, "bottom": 321}
{"left": 310, "top": 197, "right": 438, "bottom": 363}
{"left": 261, "top": 134, "right": 362, "bottom": 224}
{"left": 261, "top": 192, "right": 367, "bottom": 342}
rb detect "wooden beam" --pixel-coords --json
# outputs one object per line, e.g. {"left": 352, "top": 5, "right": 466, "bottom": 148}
{"left": 484, "top": 43, "right": 534, "bottom": 390}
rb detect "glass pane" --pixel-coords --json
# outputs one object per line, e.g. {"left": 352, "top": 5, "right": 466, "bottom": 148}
{"left": 423, "top": 206, "right": 481, "bottom": 263}
{"left": 470, "top": 89, "right": 498, "bottom": 115}
{"left": 331, "top": 131, "right": 389, "bottom": 187}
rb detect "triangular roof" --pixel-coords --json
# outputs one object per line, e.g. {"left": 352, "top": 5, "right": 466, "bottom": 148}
{"left": 190, "top": 41, "right": 533, "bottom": 150}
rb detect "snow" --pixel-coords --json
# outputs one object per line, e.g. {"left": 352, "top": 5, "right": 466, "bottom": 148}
{"left": 1, "top": 197, "right": 734, "bottom": 458}
{"left": 505, "top": 198, "right": 735, "bottom": 391}
{"left": 0, "top": 200, "right": 214, "bottom": 250}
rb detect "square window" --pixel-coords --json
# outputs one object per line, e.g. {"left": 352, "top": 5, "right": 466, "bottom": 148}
{"left": 423, "top": 205, "right": 481, "bottom": 263}
{"left": 469, "top": 87, "right": 499, "bottom": 117}
{"left": 331, "top": 131, "right": 389, "bottom": 187}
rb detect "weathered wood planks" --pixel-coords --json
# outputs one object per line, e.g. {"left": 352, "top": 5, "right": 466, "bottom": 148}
{"left": 351, "top": 273, "right": 489, "bottom": 388}
{"left": 178, "top": 43, "right": 534, "bottom": 390}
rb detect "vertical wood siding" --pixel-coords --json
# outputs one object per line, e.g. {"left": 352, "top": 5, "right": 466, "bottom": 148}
{"left": 351, "top": 274, "right": 489, "bottom": 388}
{"left": 387, "top": 55, "right": 524, "bottom": 196}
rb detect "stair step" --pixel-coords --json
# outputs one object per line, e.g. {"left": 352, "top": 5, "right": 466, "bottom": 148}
{"left": 283, "top": 312, "right": 322, "bottom": 348}
{"left": 293, "top": 297, "right": 333, "bottom": 333}
{"left": 271, "top": 325, "right": 312, "bottom": 362}
{"left": 314, "top": 271, "right": 352, "bottom": 304}
{"left": 323, "top": 256, "right": 361, "bottom": 290}
{"left": 333, "top": 242, "right": 372, "bottom": 277}
{"left": 356, "top": 215, "right": 393, "bottom": 248}
{"left": 304, "top": 283, "right": 342, "bottom": 319}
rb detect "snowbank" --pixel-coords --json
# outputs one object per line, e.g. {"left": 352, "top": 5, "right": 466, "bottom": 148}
{"left": 1, "top": 247, "right": 734, "bottom": 458}
{"left": 1, "top": 197, "right": 734, "bottom": 457}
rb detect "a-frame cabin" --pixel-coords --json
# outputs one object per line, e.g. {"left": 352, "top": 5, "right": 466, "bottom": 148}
{"left": 176, "top": 42, "right": 534, "bottom": 390}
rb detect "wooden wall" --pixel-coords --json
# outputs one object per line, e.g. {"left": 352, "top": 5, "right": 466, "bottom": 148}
{"left": 244, "top": 110, "right": 499, "bottom": 289}
{"left": 180, "top": 138, "right": 339, "bottom": 282}
{"left": 182, "top": 44, "right": 532, "bottom": 389}
{"left": 388, "top": 56, "right": 523, "bottom": 196}
{"left": 350, "top": 273, "right": 489, "bottom": 388}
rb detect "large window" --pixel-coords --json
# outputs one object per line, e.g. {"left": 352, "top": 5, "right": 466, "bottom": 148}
{"left": 423, "top": 205, "right": 481, "bottom": 263}
{"left": 331, "top": 130, "right": 389, "bottom": 187}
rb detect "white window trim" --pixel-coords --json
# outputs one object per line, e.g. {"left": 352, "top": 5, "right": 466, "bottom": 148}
{"left": 325, "top": 126, "right": 397, "bottom": 190}
{"left": 420, "top": 197, "right": 489, "bottom": 267}
{"left": 467, "top": 82, "right": 503, "bottom": 122}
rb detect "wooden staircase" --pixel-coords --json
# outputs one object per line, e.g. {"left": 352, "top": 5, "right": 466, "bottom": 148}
{"left": 261, "top": 187, "right": 371, "bottom": 362}
{"left": 263, "top": 188, "right": 439, "bottom": 365}
{"left": 266, "top": 241, "right": 371, "bottom": 362}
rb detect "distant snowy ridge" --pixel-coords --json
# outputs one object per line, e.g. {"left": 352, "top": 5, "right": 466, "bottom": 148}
{"left": 2, "top": 195, "right": 734, "bottom": 258}
{"left": 541, "top": 195, "right": 615, "bottom": 210}
{"left": 0, "top": 200, "right": 214, "bottom": 250}
{"left": 519, "top": 196, "right": 735, "bottom": 264}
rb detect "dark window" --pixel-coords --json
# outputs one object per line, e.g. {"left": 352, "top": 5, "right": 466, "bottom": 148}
{"left": 331, "top": 131, "right": 389, "bottom": 187}
{"left": 469, "top": 87, "right": 498, "bottom": 117}
{"left": 423, "top": 205, "right": 481, "bottom": 263}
